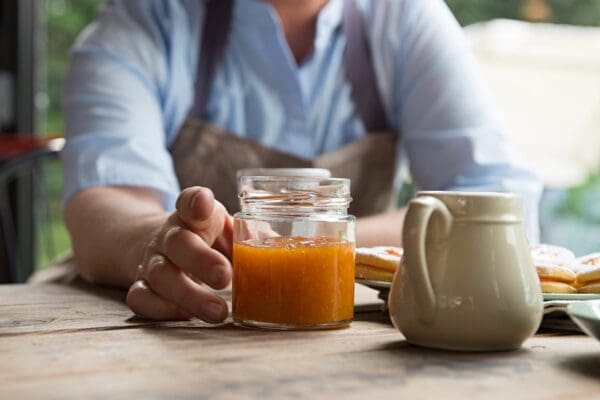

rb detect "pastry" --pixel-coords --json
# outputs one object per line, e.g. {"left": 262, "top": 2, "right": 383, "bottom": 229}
{"left": 577, "top": 252, "right": 600, "bottom": 268}
{"left": 530, "top": 244, "right": 577, "bottom": 293}
{"left": 355, "top": 264, "right": 395, "bottom": 282}
{"left": 578, "top": 282, "right": 600, "bottom": 294}
{"left": 577, "top": 272, "right": 600, "bottom": 285}
{"left": 355, "top": 246, "right": 403, "bottom": 272}
{"left": 355, "top": 246, "right": 403, "bottom": 282}
{"left": 540, "top": 280, "right": 577, "bottom": 294}
{"left": 535, "top": 263, "right": 577, "bottom": 283}
{"left": 530, "top": 244, "right": 575, "bottom": 266}
{"left": 535, "top": 262, "right": 577, "bottom": 293}
{"left": 574, "top": 253, "right": 600, "bottom": 293}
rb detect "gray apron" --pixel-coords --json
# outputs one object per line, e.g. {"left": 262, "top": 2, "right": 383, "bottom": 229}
{"left": 170, "top": 0, "right": 398, "bottom": 217}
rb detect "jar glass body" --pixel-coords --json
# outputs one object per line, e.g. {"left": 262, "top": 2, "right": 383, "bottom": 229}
{"left": 232, "top": 175, "right": 356, "bottom": 330}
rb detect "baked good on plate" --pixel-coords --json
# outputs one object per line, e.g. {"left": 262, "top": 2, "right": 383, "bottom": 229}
{"left": 574, "top": 253, "right": 600, "bottom": 293}
{"left": 355, "top": 246, "right": 403, "bottom": 282}
{"left": 530, "top": 244, "right": 575, "bottom": 266}
{"left": 530, "top": 244, "right": 577, "bottom": 293}
{"left": 534, "top": 261, "right": 577, "bottom": 294}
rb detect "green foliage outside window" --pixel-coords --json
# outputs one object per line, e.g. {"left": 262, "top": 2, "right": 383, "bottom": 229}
{"left": 558, "top": 173, "right": 600, "bottom": 224}
{"left": 447, "top": 0, "right": 600, "bottom": 27}
{"left": 37, "top": 0, "right": 101, "bottom": 268}
{"left": 42, "top": 0, "right": 102, "bottom": 134}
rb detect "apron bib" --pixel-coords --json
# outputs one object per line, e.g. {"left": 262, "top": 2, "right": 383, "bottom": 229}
{"left": 170, "top": 0, "right": 398, "bottom": 217}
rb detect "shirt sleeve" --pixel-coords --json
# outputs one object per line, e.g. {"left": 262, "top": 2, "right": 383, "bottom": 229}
{"left": 62, "top": 0, "right": 201, "bottom": 210}
{"left": 388, "top": 0, "right": 542, "bottom": 242}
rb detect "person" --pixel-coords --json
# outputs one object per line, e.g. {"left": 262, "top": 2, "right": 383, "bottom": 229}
{"left": 62, "top": 0, "right": 542, "bottom": 323}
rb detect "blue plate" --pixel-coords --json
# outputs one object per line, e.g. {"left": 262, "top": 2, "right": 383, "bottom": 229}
{"left": 544, "top": 293, "right": 600, "bottom": 301}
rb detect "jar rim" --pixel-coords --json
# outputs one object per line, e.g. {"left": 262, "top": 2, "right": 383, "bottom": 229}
{"left": 237, "top": 168, "right": 331, "bottom": 179}
{"left": 238, "top": 175, "right": 352, "bottom": 213}
{"left": 239, "top": 175, "right": 350, "bottom": 184}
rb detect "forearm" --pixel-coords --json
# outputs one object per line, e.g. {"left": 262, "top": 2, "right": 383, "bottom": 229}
{"left": 355, "top": 207, "right": 406, "bottom": 248}
{"left": 65, "top": 186, "right": 168, "bottom": 288}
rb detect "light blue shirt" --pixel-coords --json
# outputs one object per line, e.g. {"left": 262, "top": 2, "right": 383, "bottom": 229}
{"left": 63, "top": 0, "right": 542, "bottom": 240}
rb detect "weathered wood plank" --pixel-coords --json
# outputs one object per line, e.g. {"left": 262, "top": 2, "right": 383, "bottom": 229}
{"left": 0, "top": 283, "right": 599, "bottom": 399}
{"left": 0, "top": 282, "right": 382, "bottom": 335}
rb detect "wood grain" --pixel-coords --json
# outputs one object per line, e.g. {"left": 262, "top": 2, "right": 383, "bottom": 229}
{"left": 1, "top": 283, "right": 599, "bottom": 399}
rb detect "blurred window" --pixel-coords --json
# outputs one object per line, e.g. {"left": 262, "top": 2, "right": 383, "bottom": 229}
{"left": 447, "top": 0, "right": 600, "bottom": 254}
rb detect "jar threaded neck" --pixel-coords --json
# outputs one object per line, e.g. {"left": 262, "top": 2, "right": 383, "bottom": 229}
{"left": 238, "top": 176, "right": 352, "bottom": 215}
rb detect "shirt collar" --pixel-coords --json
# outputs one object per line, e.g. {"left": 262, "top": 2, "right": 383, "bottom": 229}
{"left": 233, "top": 0, "right": 343, "bottom": 39}
{"left": 316, "top": 0, "right": 344, "bottom": 42}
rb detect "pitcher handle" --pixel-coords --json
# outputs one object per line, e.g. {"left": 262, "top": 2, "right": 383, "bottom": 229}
{"left": 403, "top": 195, "right": 453, "bottom": 324}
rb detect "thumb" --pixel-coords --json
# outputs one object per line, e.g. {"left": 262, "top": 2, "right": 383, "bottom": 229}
{"left": 175, "top": 186, "right": 227, "bottom": 246}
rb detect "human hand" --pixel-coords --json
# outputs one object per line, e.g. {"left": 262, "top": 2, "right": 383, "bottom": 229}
{"left": 126, "top": 186, "right": 233, "bottom": 322}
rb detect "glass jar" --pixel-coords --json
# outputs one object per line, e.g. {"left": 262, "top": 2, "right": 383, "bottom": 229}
{"left": 232, "top": 171, "right": 356, "bottom": 330}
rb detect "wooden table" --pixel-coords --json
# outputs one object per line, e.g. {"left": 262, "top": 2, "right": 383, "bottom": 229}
{"left": 1, "top": 282, "right": 599, "bottom": 399}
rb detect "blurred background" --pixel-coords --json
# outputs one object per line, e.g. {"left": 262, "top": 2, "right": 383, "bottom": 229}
{"left": 0, "top": 0, "right": 598, "bottom": 282}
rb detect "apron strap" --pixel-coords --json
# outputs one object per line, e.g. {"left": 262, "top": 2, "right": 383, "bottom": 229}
{"left": 190, "top": 0, "right": 390, "bottom": 131}
{"left": 342, "top": 0, "right": 390, "bottom": 131}
{"left": 189, "top": 0, "right": 234, "bottom": 119}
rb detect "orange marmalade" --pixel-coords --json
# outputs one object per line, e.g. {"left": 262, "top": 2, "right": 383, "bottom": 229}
{"left": 232, "top": 236, "right": 355, "bottom": 329}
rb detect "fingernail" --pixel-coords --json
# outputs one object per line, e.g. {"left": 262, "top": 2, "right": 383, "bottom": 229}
{"left": 148, "top": 254, "right": 166, "bottom": 268}
{"left": 134, "top": 264, "right": 144, "bottom": 280}
{"left": 145, "top": 254, "right": 166, "bottom": 277}
{"left": 204, "top": 301, "right": 227, "bottom": 322}
{"left": 189, "top": 189, "right": 202, "bottom": 210}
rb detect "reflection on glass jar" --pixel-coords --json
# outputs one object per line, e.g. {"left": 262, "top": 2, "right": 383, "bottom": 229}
{"left": 232, "top": 172, "right": 355, "bottom": 330}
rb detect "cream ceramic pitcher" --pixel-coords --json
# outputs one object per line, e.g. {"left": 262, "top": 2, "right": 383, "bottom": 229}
{"left": 389, "top": 191, "right": 543, "bottom": 351}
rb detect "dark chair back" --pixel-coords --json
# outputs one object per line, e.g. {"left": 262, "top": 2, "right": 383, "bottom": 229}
{"left": 0, "top": 136, "right": 64, "bottom": 283}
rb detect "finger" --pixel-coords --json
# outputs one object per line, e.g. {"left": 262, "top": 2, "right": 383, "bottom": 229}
{"left": 235, "top": 219, "right": 279, "bottom": 241}
{"left": 213, "top": 214, "right": 234, "bottom": 259}
{"left": 126, "top": 280, "right": 191, "bottom": 321}
{"left": 175, "top": 187, "right": 226, "bottom": 245}
{"left": 160, "top": 226, "right": 232, "bottom": 289}
{"left": 141, "top": 255, "right": 229, "bottom": 323}
{"left": 176, "top": 186, "right": 213, "bottom": 222}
